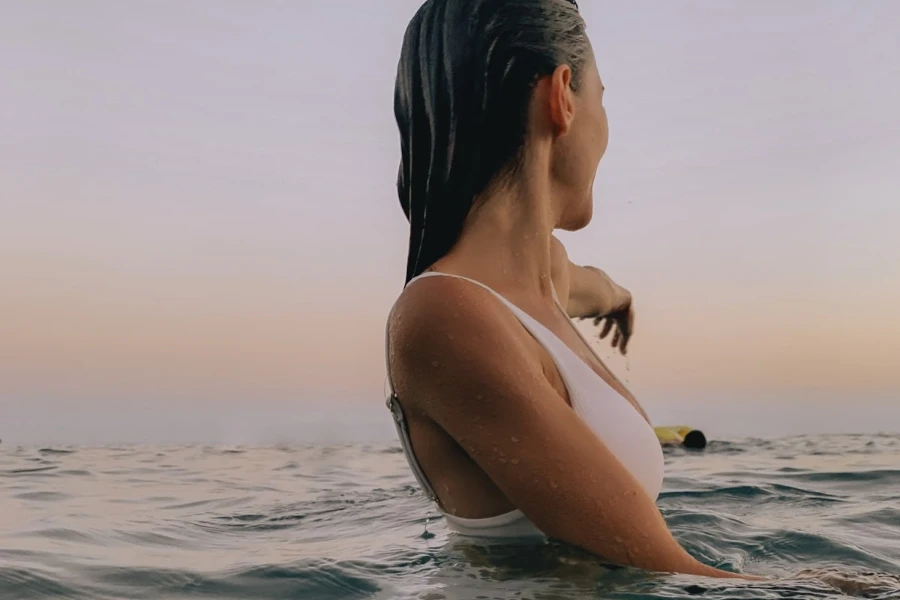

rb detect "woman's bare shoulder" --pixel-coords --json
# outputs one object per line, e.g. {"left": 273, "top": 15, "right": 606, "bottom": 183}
{"left": 387, "top": 275, "right": 543, "bottom": 403}
{"left": 390, "top": 275, "right": 525, "bottom": 359}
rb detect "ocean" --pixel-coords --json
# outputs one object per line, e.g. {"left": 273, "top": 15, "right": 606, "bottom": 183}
{"left": 2, "top": 434, "right": 899, "bottom": 599}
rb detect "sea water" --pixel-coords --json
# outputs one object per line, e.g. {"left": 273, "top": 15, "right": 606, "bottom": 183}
{"left": 2, "top": 434, "right": 899, "bottom": 599}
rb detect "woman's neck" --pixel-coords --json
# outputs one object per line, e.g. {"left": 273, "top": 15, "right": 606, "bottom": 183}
{"left": 439, "top": 167, "right": 559, "bottom": 300}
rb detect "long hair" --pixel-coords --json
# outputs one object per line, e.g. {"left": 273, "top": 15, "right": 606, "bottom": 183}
{"left": 394, "top": 0, "right": 589, "bottom": 283}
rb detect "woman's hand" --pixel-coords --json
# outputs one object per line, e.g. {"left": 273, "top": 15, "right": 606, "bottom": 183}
{"left": 567, "top": 265, "right": 634, "bottom": 355}
{"left": 583, "top": 266, "right": 633, "bottom": 354}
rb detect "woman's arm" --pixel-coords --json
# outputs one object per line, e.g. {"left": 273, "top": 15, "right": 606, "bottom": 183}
{"left": 567, "top": 264, "right": 631, "bottom": 320}
{"left": 550, "top": 236, "right": 630, "bottom": 319}
{"left": 389, "top": 276, "right": 752, "bottom": 579}
{"left": 550, "top": 235, "right": 633, "bottom": 354}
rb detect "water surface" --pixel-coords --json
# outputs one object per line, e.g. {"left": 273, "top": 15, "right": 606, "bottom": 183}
{"left": 2, "top": 434, "right": 899, "bottom": 599}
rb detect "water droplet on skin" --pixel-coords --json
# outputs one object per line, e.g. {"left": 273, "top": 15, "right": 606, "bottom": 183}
{"left": 499, "top": 458, "right": 507, "bottom": 464}
{"left": 510, "top": 458, "right": 520, "bottom": 465}
{"left": 550, "top": 481, "right": 559, "bottom": 489}
{"left": 475, "top": 394, "right": 484, "bottom": 400}
{"left": 511, "top": 436, "right": 520, "bottom": 443}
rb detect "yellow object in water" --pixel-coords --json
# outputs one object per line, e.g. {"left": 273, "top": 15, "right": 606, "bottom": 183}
{"left": 654, "top": 426, "right": 707, "bottom": 449}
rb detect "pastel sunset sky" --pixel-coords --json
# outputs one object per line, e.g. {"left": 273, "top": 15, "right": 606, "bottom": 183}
{"left": 2, "top": 1, "right": 899, "bottom": 443}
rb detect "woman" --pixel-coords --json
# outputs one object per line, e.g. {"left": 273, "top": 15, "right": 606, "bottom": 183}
{"left": 384, "top": 0, "right": 754, "bottom": 579}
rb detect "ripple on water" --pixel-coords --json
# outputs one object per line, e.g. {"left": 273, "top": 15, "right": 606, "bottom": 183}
{"left": 38, "top": 448, "right": 77, "bottom": 456}
{"left": 3, "top": 466, "right": 58, "bottom": 476}
{"left": 76, "top": 561, "right": 383, "bottom": 600}
{"left": 195, "top": 511, "right": 307, "bottom": 534}
{"left": 56, "top": 469, "right": 94, "bottom": 477}
{"left": 25, "top": 528, "right": 98, "bottom": 544}
{"left": 14, "top": 491, "right": 70, "bottom": 502}
{"left": 0, "top": 567, "right": 89, "bottom": 599}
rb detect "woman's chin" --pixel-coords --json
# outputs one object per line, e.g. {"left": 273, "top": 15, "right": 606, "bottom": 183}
{"left": 559, "top": 203, "right": 593, "bottom": 231}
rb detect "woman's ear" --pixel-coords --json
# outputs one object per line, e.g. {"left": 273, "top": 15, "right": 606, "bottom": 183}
{"left": 547, "top": 64, "right": 575, "bottom": 135}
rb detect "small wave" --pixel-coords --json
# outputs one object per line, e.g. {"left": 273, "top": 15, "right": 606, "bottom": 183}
{"left": 86, "top": 566, "right": 207, "bottom": 598}
{"left": 796, "top": 469, "right": 900, "bottom": 484}
{"left": 80, "top": 561, "right": 382, "bottom": 600}
{"left": 0, "top": 567, "right": 89, "bottom": 599}
{"left": 838, "top": 506, "right": 900, "bottom": 528}
{"left": 26, "top": 528, "right": 98, "bottom": 544}
{"left": 754, "top": 529, "right": 899, "bottom": 572}
{"left": 38, "top": 448, "right": 76, "bottom": 455}
{"left": 198, "top": 512, "right": 307, "bottom": 533}
{"left": 660, "top": 483, "right": 843, "bottom": 507}
{"left": 225, "top": 562, "right": 382, "bottom": 599}
{"left": 697, "top": 440, "right": 749, "bottom": 454}
{"left": 2, "top": 466, "right": 58, "bottom": 476}
{"left": 112, "top": 529, "right": 195, "bottom": 549}
{"left": 14, "top": 491, "right": 70, "bottom": 502}
{"left": 660, "top": 484, "right": 775, "bottom": 501}
{"left": 160, "top": 496, "right": 255, "bottom": 512}
{"left": 56, "top": 469, "right": 94, "bottom": 477}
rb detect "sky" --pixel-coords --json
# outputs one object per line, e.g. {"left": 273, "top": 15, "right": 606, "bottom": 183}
{"left": 1, "top": 1, "right": 899, "bottom": 444}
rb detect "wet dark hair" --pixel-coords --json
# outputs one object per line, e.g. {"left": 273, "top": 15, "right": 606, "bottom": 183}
{"left": 394, "top": 0, "right": 589, "bottom": 283}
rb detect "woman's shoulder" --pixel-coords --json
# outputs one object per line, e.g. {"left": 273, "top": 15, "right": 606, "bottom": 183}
{"left": 387, "top": 274, "right": 548, "bottom": 416}
{"left": 388, "top": 273, "right": 539, "bottom": 379}
{"left": 390, "top": 274, "right": 516, "bottom": 346}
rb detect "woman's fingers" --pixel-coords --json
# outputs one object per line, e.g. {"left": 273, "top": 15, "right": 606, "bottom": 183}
{"left": 599, "top": 318, "right": 614, "bottom": 339}
{"left": 591, "top": 313, "right": 633, "bottom": 355}
{"left": 619, "top": 321, "right": 630, "bottom": 355}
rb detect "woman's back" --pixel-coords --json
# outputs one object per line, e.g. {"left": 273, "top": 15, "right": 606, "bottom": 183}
{"left": 387, "top": 270, "right": 664, "bottom": 537}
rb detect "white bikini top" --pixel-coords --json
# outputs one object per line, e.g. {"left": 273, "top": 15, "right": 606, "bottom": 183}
{"left": 385, "top": 271, "right": 665, "bottom": 538}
